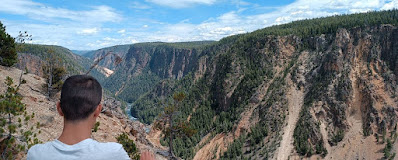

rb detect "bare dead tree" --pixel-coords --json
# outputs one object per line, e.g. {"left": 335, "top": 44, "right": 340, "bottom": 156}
{"left": 154, "top": 92, "right": 196, "bottom": 159}
{"left": 85, "top": 51, "right": 122, "bottom": 75}
{"left": 42, "top": 49, "right": 66, "bottom": 99}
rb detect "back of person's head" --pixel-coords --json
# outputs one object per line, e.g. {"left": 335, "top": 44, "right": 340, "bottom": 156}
{"left": 60, "top": 75, "right": 102, "bottom": 121}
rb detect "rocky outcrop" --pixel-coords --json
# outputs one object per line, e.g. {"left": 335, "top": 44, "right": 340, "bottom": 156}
{"left": 103, "top": 43, "right": 209, "bottom": 104}
{"left": 289, "top": 25, "right": 398, "bottom": 159}
{"left": 149, "top": 47, "right": 198, "bottom": 79}
{"left": 16, "top": 53, "right": 46, "bottom": 77}
{"left": 84, "top": 44, "right": 132, "bottom": 70}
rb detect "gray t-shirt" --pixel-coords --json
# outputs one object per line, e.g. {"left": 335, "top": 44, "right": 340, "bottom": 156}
{"left": 27, "top": 138, "right": 130, "bottom": 160}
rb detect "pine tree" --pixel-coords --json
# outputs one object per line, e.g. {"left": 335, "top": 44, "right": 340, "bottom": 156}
{"left": 154, "top": 92, "right": 196, "bottom": 159}
{"left": 0, "top": 21, "right": 17, "bottom": 67}
{"left": 0, "top": 75, "right": 41, "bottom": 159}
{"left": 116, "top": 133, "right": 140, "bottom": 160}
{"left": 42, "top": 49, "right": 66, "bottom": 98}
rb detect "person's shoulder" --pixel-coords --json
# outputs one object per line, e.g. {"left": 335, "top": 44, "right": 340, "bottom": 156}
{"left": 91, "top": 141, "right": 129, "bottom": 159}
{"left": 90, "top": 140, "right": 125, "bottom": 154}
{"left": 28, "top": 141, "right": 54, "bottom": 152}
{"left": 92, "top": 140, "right": 123, "bottom": 149}
{"left": 27, "top": 141, "right": 55, "bottom": 159}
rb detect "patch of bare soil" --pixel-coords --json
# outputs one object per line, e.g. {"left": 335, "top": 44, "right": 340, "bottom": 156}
{"left": 319, "top": 122, "right": 332, "bottom": 152}
{"left": 324, "top": 117, "right": 384, "bottom": 160}
{"left": 394, "top": 139, "right": 398, "bottom": 159}
{"left": 369, "top": 61, "right": 395, "bottom": 109}
{"left": 274, "top": 78, "right": 304, "bottom": 160}
{"left": 234, "top": 104, "right": 258, "bottom": 137}
{"left": 371, "top": 75, "right": 395, "bottom": 110}
{"left": 193, "top": 133, "right": 233, "bottom": 160}
{"left": 323, "top": 58, "right": 384, "bottom": 160}
{"left": 146, "top": 128, "right": 167, "bottom": 150}
{"left": 193, "top": 103, "right": 260, "bottom": 160}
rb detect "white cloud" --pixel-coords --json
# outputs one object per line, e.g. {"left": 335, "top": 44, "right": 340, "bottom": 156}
{"left": 130, "top": 1, "right": 151, "bottom": 9}
{"left": 85, "top": 36, "right": 141, "bottom": 49}
{"left": 117, "top": 29, "right": 126, "bottom": 34}
{"left": 231, "top": 0, "right": 251, "bottom": 6}
{"left": 140, "top": 0, "right": 396, "bottom": 43}
{"left": 275, "top": 16, "right": 292, "bottom": 24}
{"left": 78, "top": 28, "right": 100, "bottom": 35}
{"left": 0, "top": 0, "right": 122, "bottom": 23}
{"left": 218, "top": 11, "right": 241, "bottom": 24}
{"left": 31, "top": 39, "right": 58, "bottom": 45}
{"left": 3, "top": 0, "right": 398, "bottom": 50}
{"left": 146, "top": 0, "right": 217, "bottom": 8}
{"left": 381, "top": 0, "right": 398, "bottom": 10}
{"left": 130, "top": 39, "right": 139, "bottom": 43}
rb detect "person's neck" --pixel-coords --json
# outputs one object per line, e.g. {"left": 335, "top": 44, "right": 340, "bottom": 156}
{"left": 58, "top": 119, "right": 93, "bottom": 145}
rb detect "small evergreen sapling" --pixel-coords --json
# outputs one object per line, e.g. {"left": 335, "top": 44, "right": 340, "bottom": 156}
{"left": 92, "top": 122, "right": 100, "bottom": 133}
{"left": 0, "top": 76, "right": 41, "bottom": 159}
{"left": 116, "top": 132, "right": 140, "bottom": 160}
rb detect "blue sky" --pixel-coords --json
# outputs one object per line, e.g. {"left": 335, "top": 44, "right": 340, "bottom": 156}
{"left": 0, "top": 0, "right": 397, "bottom": 50}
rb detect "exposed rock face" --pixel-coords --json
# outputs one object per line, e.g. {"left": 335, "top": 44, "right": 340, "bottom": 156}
{"left": 14, "top": 44, "right": 109, "bottom": 80}
{"left": 286, "top": 26, "right": 398, "bottom": 159}
{"left": 149, "top": 47, "right": 198, "bottom": 79}
{"left": 16, "top": 53, "right": 46, "bottom": 77}
{"left": 103, "top": 43, "right": 206, "bottom": 104}
{"left": 84, "top": 44, "right": 132, "bottom": 70}
{"left": 129, "top": 25, "right": 398, "bottom": 160}
{"left": 118, "top": 44, "right": 199, "bottom": 80}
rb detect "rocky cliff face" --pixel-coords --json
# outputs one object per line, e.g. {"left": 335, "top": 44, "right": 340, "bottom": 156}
{"left": 119, "top": 43, "right": 200, "bottom": 80}
{"left": 290, "top": 25, "right": 398, "bottom": 159}
{"left": 14, "top": 44, "right": 110, "bottom": 85}
{"left": 84, "top": 44, "right": 132, "bottom": 71}
{"left": 16, "top": 53, "right": 46, "bottom": 76}
{"left": 128, "top": 25, "right": 398, "bottom": 160}
{"left": 102, "top": 42, "right": 209, "bottom": 103}
{"left": 148, "top": 47, "right": 198, "bottom": 79}
{"left": 15, "top": 44, "right": 99, "bottom": 76}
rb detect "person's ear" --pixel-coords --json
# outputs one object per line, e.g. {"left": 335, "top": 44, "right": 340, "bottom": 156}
{"left": 57, "top": 102, "right": 64, "bottom": 116}
{"left": 93, "top": 104, "right": 102, "bottom": 118}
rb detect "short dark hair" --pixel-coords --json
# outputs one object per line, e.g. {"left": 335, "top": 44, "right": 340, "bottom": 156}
{"left": 60, "top": 75, "right": 102, "bottom": 121}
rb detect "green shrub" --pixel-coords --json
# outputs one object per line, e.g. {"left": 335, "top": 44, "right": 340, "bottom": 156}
{"left": 0, "top": 76, "right": 41, "bottom": 159}
{"left": 116, "top": 132, "right": 140, "bottom": 160}
{"left": 331, "top": 129, "right": 345, "bottom": 146}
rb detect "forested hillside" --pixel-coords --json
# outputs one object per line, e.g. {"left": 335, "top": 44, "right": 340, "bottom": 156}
{"left": 123, "top": 10, "right": 398, "bottom": 159}
{"left": 100, "top": 41, "right": 215, "bottom": 104}
{"left": 83, "top": 44, "right": 132, "bottom": 70}
{"left": 7, "top": 9, "right": 398, "bottom": 160}
{"left": 16, "top": 44, "right": 107, "bottom": 82}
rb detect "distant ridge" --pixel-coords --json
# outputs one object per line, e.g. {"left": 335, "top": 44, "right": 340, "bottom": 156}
{"left": 71, "top": 50, "right": 92, "bottom": 55}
